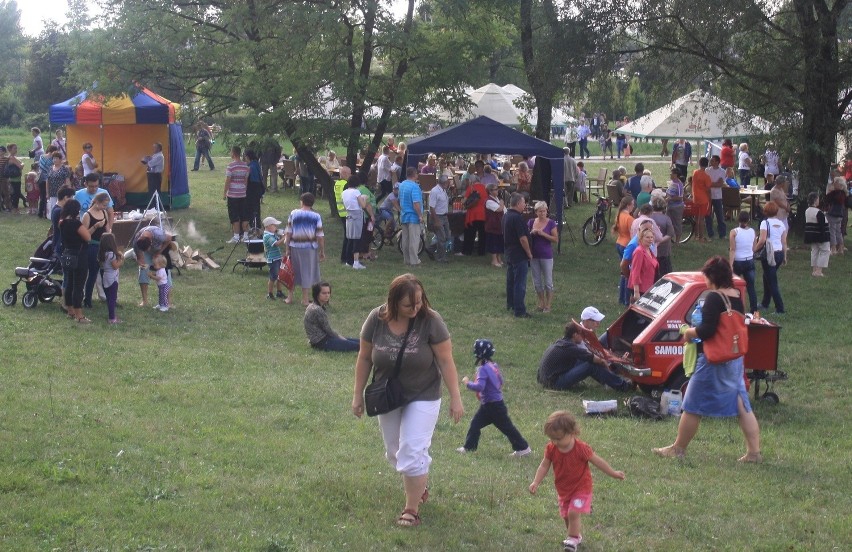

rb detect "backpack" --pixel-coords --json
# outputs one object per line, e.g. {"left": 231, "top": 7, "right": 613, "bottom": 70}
{"left": 463, "top": 189, "right": 481, "bottom": 209}
{"left": 624, "top": 396, "right": 664, "bottom": 420}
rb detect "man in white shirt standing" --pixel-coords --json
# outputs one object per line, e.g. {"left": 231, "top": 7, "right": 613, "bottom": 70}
{"left": 143, "top": 143, "right": 165, "bottom": 197}
{"left": 429, "top": 175, "right": 451, "bottom": 263}
{"left": 376, "top": 145, "right": 392, "bottom": 201}
{"left": 705, "top": 154, "right": 727, "bottom": 239}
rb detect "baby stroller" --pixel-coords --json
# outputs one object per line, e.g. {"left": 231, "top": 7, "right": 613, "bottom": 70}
{"left": 3, "top": 236, "right": 64, "bottom": 309}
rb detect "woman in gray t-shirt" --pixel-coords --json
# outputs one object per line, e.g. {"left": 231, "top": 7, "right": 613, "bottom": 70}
{"left": 352, "top": 274, "right": 464, "bottom": 527}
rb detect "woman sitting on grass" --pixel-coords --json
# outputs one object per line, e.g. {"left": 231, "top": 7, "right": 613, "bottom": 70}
{"left": 303, "top": 282, "right": 360, "bottom": 352}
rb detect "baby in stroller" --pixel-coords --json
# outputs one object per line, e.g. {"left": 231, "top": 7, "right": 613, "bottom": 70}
{"left": 2, "top": 235, "right": 64, "bottom": 308}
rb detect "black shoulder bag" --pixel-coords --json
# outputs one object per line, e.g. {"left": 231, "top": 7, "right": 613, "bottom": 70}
{"left": 364, "top": 318, "right": 415, "bottom": 417}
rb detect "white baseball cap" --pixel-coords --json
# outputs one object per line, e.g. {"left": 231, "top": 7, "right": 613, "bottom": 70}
{"left": 262, "top": 217, "right": 282, "bottom": 227}
{"left": 581, "top": 306, "right": 605, "bottom": 322}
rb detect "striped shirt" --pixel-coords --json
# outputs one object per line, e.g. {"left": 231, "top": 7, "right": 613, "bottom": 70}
{"left": 225, "top": 160, "right": 249, "bottom": 198}
{"left": 285, "top": 208, "right": 324, "bottom": 249}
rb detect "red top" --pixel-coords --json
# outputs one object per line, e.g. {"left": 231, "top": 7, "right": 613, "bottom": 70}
{"left": 692, "top": 169, "right": 711, "bottom": 205}
{"left": 628, "top": 245, "right": 659, "bottom": 294}
{"left": 546, "top": 439, "right": 594, "bottom": 498}
{"left": 465, "top": 183, "right": 487, "bottom": 224}
{"left": 720, "top": 145, "right": 735, "bottom": 168}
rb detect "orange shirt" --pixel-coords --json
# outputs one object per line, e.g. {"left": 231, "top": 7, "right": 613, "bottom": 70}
{"left": 546, "top": 439, "right": 594, "bottom": 498}
{"left": 464, "top": 183, "right": 487, "bottom": 224}
{"left": 692, "top": 169, "right": 711, "bottom": 205}
{"left": 614, "top": 210, "right": 634, "bottom": 247}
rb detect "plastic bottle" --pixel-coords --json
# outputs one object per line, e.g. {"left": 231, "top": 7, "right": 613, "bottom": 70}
{"left": 666, "top": 390, "right": 682, "bottom": 416}
{"left": 691, "top": 301, "right": 704, "bottom": 343}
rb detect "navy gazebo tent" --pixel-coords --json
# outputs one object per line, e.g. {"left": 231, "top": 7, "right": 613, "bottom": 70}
{"left": 405, "top": 116, "right": 566, "bottom": 250}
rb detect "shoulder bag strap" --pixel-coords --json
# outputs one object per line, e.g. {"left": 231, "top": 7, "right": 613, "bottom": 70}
{"left": 714, "top": 291, "right": 732, "bottom": 314}
{"left": 371, "top": 317, "right": 415, "bottom": 383}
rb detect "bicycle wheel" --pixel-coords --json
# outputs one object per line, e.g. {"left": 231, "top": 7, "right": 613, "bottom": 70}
{"left": 680, "top": 216, "right": 695, "bottom": 243}
{"left": 371, "top": 224, "right": 386, "bottom": 250}
{"left": 582, "top": 216, "right": 606, "bottom": 246}
{"left": 422, "top": 228, "right": 437, "bottom": 260}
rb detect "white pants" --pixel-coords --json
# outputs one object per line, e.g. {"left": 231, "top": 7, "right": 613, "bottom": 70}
{"left": 378, "top": 399, "right": 440, "bottom": 477}
{"left": 47, "top": 196, "right": 57, "bottom": 214}
{"left": 401, "top": 222, "right": 421, "bottom": 266}
{"left": 811, "top": 242, "right": 830, "bottom": 268}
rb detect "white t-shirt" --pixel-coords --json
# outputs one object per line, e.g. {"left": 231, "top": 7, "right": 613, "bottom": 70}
{"left": 760, "top": 218, "right": 785, "bottom": 253}
{"left": 430, "top": 185, "right": 449, "bottom": 215}
{"left": 377, "top": 154, "right": 391, "bottom": 182}
{"left": 341, "top": 187, "right": 362, "bottom": 212}
{"left": 732, "top": 227, "right": 755, "bottom": 261}
{"left": 82, "top": 153, "right": 97, "bottom": 176}
{"left": 738, "top": 151, "right": 751, "bottom": 171}
{"left": 705, "top": 166, "right": 726, "bottom": 200}
{"left": 764, "top": 150, "right": 780, "bottom": 176}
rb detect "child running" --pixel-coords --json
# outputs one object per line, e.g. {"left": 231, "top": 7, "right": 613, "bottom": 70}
{"left": 456, "top": 339, "right": 531, "bottom": 457}
{"left": 98, "top": 233, "right": 124, "bottom": 324}
{"left": 148, "top": 254, "right": 171, "bottom": 312}
{"left": 529, "top": 410, "right": 625, "bottom": 552}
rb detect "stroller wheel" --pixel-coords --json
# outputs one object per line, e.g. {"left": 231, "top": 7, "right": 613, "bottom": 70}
{"left": 2, "top": 288, "right": 16, "bottom": 307}
{"left": 22, "top": 291, "right": 38, "bottom": 309}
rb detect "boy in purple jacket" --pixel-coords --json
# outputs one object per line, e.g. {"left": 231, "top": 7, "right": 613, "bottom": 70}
{"left": 456, "top": 339, "right": 532, "bottom": 457}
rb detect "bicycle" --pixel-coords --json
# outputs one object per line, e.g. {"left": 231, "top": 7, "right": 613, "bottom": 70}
{"left": 679, "top": 200, "right": 696, "bottom": 243}
{"left": 371, "top": 211, "right": 436, "bottom": 260}
{"left": 582, "top": 193, "right": 611, "bottom": 245}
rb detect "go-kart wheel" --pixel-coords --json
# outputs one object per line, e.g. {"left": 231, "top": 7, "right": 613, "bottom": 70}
{"left": 2, "top": 288, "right": 16, "bottom": 307}
{"left": 22, "top": 290, "right": 38, "bottom": 309}
{"left": 761, "top": 392, "right": 779, "bottom": 404}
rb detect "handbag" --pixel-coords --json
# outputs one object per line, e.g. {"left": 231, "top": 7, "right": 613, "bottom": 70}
{"left": 60, "top": 252, "right": 79, "bottom": 270}
{"left": 755, "top": 220, "right": 775, "bottom": 266}
{"left": 702, "top": 292, "right": 749, "bottom": 363}
{"left": 364, "top": 318, "right": 414, "bottom": 417}
{"left": 277, "top": 256, "right": 295, "bottom": 290}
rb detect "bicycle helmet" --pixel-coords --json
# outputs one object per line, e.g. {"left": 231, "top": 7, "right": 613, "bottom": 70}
{"left": 473, "top": 339, "right": 495, "bottom": 361}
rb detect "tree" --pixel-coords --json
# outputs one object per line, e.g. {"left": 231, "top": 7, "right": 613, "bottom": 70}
{"left": 25, "top": 28, "right": 78, "bottom": 113}
{"left": 519, "top": 0, "right": 619, "bottom": 139}
{"left": 65, "top": 0, "right": 480, "bottom": 216}
{"left": 0, "top": 1, "right": 25, "bottom": 88}
{"left": 631, "top": 0, "right": 852, "bottom": 194}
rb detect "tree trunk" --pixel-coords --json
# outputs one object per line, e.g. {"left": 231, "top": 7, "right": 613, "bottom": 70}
{"left": 793, "top": 0, "right": 841, "bottom": 197}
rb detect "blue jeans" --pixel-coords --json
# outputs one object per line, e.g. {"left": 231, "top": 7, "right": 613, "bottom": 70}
{"left": 84, "top": 242, "right": 101, "bottom": 305}
{"left": 193, "top": 148, "right": 214, "bottom": 170}
{"left": 317, "top": 336, "right": 360, "bottom": 352}
{"left": 760, "top": 252, "right": 785, "bottom": 313}
{"left": 300, "top": 174, "right": 315, "bottom": 196}
{"left": 552, "top": 361, "right": 629, "bottom": 391}
{"left": 579, "top": 138, "right": 590, "bottom": 159}
{"left": 739, "top": 169, "right": 751, "bottom": 189}
{"left": 505, "top": 259, "right": 529, "bottom": 316}
{"left": 705, "top": 198, "right": 726, "bottom": 237}
{"left": 616, "top": 138, "right": 625, "bottom": 158}
{"left": 732, "top": 259, "right": 758, "bottom": 313}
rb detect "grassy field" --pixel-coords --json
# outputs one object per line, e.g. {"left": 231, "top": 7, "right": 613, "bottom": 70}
{"left": 1, "top": 158, "right": 850, "bottom": 551}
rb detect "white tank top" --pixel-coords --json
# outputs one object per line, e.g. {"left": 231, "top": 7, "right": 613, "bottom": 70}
{"left": 732, "top": 227, "right": 755, "bottom": 261}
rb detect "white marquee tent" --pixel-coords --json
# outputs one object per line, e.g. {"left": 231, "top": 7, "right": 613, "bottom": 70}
{"left": 615, "top": 90, "right": 771, "bottom": 140}
{"left": 436, "top": 83, "right": 573, "bottom": 128}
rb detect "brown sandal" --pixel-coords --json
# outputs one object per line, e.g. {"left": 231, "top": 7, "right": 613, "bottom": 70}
{"left": 397, "top": 509, "right": 421, "bottom": 527}
{"left": 738, "top": 452, "right": 763, "bottom": 463}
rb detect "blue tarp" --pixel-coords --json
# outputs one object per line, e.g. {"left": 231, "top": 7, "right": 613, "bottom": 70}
{"left": 406, "top": 116, "right": 567, "bottom": 250}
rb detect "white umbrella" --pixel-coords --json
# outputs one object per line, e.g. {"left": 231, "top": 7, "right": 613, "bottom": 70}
{"left": 616, "top": 90, "right": 771, "bottom": 140}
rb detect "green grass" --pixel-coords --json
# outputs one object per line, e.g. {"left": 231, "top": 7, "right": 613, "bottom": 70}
{"left": 0, "top": 160, "right": 850, "bottom": 550}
